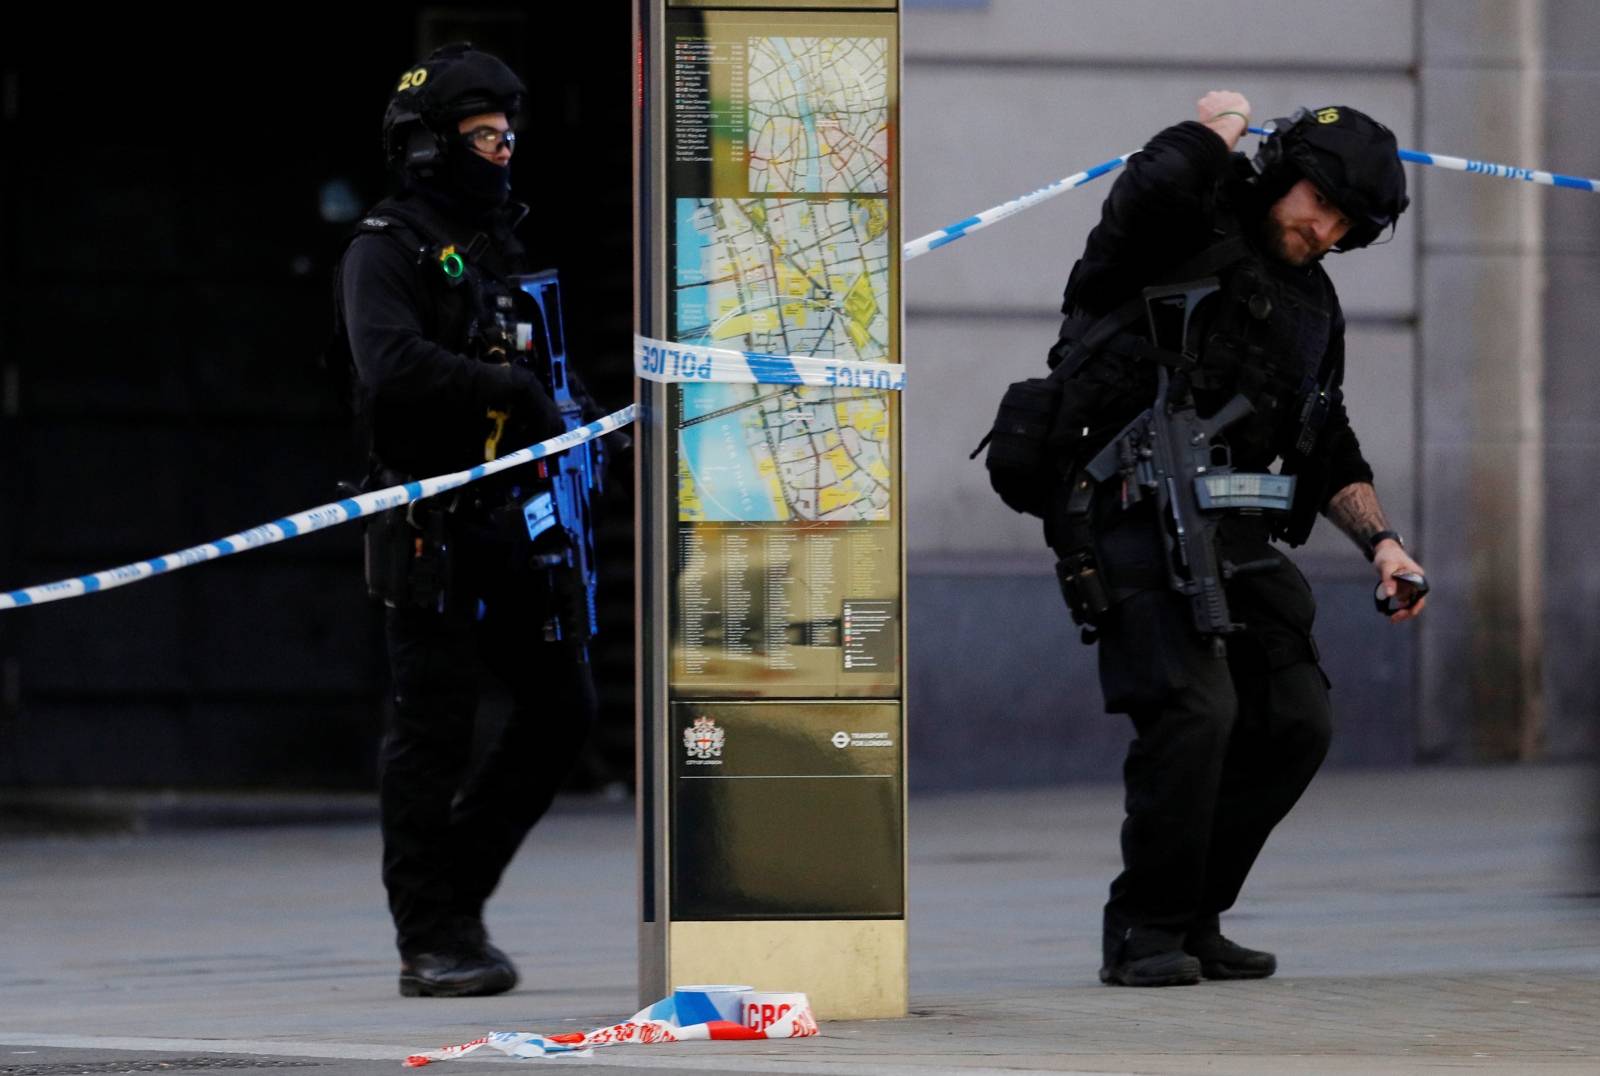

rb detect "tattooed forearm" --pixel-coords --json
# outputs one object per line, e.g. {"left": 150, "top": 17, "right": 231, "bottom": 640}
{"left": 1324, "top": 482, "right": 1390, "bottom": 554}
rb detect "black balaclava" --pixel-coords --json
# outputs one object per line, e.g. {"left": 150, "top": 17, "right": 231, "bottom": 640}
{"left": 383, "top": 43, "right": 525, "bottom": 225}
{"left": 401, "top": 134, "right": 513, "bottom": 226}
{"left": 444, "top": 136, "right": 512, "bottom": 214}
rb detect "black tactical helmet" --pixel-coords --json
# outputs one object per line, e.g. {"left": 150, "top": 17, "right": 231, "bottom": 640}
{"left": 381, "top": 43, "right": 526, "bottom": 176}
{"left": 1254, "top": 105, "right": 1410, "bottom": 251}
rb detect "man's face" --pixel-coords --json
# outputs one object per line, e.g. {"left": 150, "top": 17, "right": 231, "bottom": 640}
{"left": 1264, "top": 178, "right": 1352, "bottom": 265}
{"left": 456, "top": 111, "right": 513, "bottom": 166}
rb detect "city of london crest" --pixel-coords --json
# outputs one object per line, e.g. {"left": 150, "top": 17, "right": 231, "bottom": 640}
{"left": 683, "top": 715, "right": 725, "bottom": 761}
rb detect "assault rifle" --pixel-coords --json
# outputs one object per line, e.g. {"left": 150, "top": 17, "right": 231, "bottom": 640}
{"left": 1084, "top": 280, "right": 1294, "bottom": 650}
{"left": 511, "top": 269, "right": 606, "bottom": 658}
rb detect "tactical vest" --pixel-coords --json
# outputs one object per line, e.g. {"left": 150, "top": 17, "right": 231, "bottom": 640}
{"left": 327, "top": 193, "right": 531, "bottom": 476}
{"left": 1193, "top": 242, "right": 1342, "bottom": 546}
{"left": 1050, "top": 225, "right": 1344, "bottom": 548}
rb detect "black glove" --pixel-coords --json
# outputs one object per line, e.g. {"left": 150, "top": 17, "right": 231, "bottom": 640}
{"left": 495, "top": 365, "right": 566, "bottom": 441}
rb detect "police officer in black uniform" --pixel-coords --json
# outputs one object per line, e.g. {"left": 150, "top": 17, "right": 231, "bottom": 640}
{"left": 329, "top": 44, "right": 596, "bottom": 998}
{"left": 1045, "top": 91, "right": 1428, "bottom": 987}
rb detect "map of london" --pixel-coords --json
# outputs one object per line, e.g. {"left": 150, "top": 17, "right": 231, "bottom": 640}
{"left": 747, "top": 37, "right": 889, "bottom": 194}
{"left": 676, "top": 196, "right": 892, "bottom": 521}
{"left": 675, "top": 35, "right": 894, "bottom": 523}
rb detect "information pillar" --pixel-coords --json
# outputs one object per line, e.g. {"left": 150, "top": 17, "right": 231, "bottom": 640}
{"left": 635, "top": 0, "right": 905, "bottom": 1019}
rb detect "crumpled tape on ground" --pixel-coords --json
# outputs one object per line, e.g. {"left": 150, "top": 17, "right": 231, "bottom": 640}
{"left": 403, "top": 990, "right": 818, "bottom": 1065}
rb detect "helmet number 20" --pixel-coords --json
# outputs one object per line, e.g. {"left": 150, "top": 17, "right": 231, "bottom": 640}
{"left": 397, "top": 68, "right": 429, "bottom": 91}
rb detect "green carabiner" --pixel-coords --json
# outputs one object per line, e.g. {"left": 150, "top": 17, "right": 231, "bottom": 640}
{"left": 438, "top": 245, "right": 465, "bottom": 280}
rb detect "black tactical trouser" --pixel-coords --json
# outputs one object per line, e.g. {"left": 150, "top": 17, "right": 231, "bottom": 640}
{"left": 379, "top": 519, "right": 595, "bottom": 957}
{"left": 1093, "top": 520, "right": 1332, "bottom": 963}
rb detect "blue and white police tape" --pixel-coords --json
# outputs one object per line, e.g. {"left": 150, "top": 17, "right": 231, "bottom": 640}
{"left": 901, "top": 127, "right": 1600, "bottom": 266}
{"left": 19, "top": 126, "right": 1588, "bottom": 614}
{"left": 1392, "top": 148, "right": 1600, "bottom": 191}
{"left": 901, "top": 151, "right": 1136, "bottom": 261}
{"left": 0, "top": 406, "right": 638, "bottom": 612}
{"left": 1246, "top": 126, "right": 1600, "bottom": 193}
{"left": 634, "top": 334, "right": 907, "bottom": 391}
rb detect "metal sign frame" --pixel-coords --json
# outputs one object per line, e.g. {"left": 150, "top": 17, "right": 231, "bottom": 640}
{"left": 634, "top": 0, "right": 906, "bottom": 1020}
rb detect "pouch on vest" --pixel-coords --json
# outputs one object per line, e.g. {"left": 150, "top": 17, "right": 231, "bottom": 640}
{"left": 972, "top": 235, "right": 1251, "bottom": 519}
{"left": 979, "top": 377, "right": 1062, "bottom": 516}
{"left": 364, "top": 496, "right": 454, "bottom": 612}
{"left": 970, "top": 308, "right": 1144, "bottom": 519}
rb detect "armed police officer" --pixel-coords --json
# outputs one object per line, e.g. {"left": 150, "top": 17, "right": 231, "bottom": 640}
{"left": 329, "top": 44, "right": 598, "bottom": 998}
{"left": 1041, "top": 92, "right": 1428, "bottom": 987}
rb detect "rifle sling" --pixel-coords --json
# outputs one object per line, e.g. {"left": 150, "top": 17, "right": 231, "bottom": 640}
{"left": 1048, "top": 234, "right": 1250, "bottom": 383}
{"left": 1048, "top": 236, "right": 1252, "bottom": 599}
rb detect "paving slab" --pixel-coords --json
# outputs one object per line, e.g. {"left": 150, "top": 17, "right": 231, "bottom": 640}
{"left": 2, "top": 765, "right": 1597, "bottom": 1074}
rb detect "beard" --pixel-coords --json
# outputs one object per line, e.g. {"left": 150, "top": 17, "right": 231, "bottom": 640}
{"left": 1262, "top": 213, "right": 1324, "bottom": 267}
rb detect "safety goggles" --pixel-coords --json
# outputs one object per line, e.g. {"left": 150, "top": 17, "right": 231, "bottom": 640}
{"left": 461, "top": 126, "right": 516, "bottom": 155}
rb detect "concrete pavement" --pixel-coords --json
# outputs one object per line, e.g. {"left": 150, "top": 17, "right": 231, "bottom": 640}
{"left": 2, "top": 765, "right": 1597, "bottom": 1074}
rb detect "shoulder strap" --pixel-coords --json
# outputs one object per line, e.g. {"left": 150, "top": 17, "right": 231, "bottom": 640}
{"left": 360, "top": 200, "right": 523, "bottom": 293}
{"left": 356, "top": 201, "right": 442, "bottom": 257}
{"left": 331, "top": 203, "right": 437, "bottom": 338}
{"left": 1047, "top": 234, "right": 1250, "bottom": 383}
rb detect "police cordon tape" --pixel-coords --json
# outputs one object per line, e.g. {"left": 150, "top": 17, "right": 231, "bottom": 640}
{"left": 901, "top": 151, "right": 1136, "bottom": 260}
{"left": 904, "top": 130, "right": 1600, "bottom": 262}
{"left": 0, "top": 408, "right": 638, "bottom": 612}
{"left": 7, "top": 129, "right": 1600, "bottom": 612}
{"left": 403, "top": 985, "right": 818, "bottom": 1065}
{"left": 633, "top": 334, "right": 907, "bottom": 390}
{"left": 1241, "top": 125, "right": 1600, "bottom": 193}
{"left": 0, "top": 334, "right": 901, "bottom": 612}
{"left": 1395, "top": 147, "right": 1600, "bottom": 191}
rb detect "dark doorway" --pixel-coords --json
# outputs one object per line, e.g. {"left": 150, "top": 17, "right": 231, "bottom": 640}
{"left": 0, "top": 7, "right": 635, "bottom": 791}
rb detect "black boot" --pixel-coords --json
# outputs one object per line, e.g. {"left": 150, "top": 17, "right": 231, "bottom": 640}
{"left": 453, "top": 914, "right": 520, "bottom": 989}
{"left": 1184, "top": 930, "right": 1277, "bottom": 980}
{"left": 398, "top": 948, "right": 517, "bottom": 997}
{"left": 1099, "top": 926, "right": 1201, "bottom": 987}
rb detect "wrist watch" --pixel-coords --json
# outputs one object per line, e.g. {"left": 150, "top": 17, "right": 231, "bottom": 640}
{"left": 1366, "top": 529, "right": 1404, "bottom": 561}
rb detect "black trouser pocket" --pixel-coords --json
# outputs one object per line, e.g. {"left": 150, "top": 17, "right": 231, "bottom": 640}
{"left": 1225, "top": 549, "right": 1329, "bottom": 684}
{"left": 1096, "top": 588, "right": 1213, "bottom": 712}
{"left": 365, "top": 505, "right": 452, "bottom": 609}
